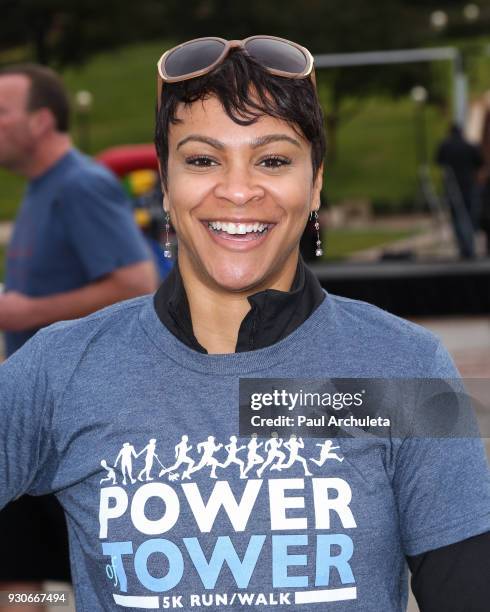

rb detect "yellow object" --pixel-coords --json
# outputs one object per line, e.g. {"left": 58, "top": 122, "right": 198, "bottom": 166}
{"left": 134, "top": 208, "right": 151, "bottom": 228}
{"left": 128, "top": 169, "right": 158, "bottom": 196}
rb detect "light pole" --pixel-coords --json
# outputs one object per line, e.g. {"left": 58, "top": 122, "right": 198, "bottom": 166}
{"left": 410, "top": 84, "right": 444, "bottom": 224}
{"left": 429, "top": 5, "right": 482, "bottom": 128}
{"left": 411, "top": 85, "right": 428, "bottom": 167}
{"left": 74, "top": 90, "right": 93, "bottom": 153}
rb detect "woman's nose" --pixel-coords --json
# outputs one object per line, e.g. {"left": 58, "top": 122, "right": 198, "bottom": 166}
{"left": 213, "top": 164, "right": 265, "bottom": 206}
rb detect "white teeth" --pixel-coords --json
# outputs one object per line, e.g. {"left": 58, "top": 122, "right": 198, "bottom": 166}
{"left": 207, "top": 221, "right": 269, "bottom": 235}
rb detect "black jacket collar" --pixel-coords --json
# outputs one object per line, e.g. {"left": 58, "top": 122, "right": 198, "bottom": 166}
{"left": 153, "top": 255, "right": 325, "bottom": 354}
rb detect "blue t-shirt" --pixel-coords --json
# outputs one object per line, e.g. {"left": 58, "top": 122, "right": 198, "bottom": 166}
{"left": 0, "top": 292, "right": 489, "bottom": 611}
{"left": 4, "top": 148, "right": 151, "bottom": 356}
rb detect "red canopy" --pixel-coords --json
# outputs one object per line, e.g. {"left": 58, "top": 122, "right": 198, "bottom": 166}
{"left": 95, "top": 144, "right": 159, "bottom": 177}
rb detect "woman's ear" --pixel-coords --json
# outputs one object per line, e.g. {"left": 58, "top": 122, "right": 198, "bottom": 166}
{"left": 156, "top": 158, "right": 168, "bottom": 201}
{"left": 314, "top": 163, "right": 324, "bottom": 199}
{"left": 310, "top": 163, "right": 324, "bottom": 212}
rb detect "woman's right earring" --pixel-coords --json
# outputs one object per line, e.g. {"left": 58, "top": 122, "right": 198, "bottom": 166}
{"left": 313, "top": 210, "right": 323, "bottom": 257}
{"left": 163, "top": 210, "right": 172, "bottom": 259}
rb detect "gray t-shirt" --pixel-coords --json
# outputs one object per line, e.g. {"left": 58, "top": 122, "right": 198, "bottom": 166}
{"left": 0, "top": 293, "right": 489, "bottom": 611}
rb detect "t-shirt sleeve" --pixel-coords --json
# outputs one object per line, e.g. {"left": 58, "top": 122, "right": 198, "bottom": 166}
{"left": 393, "top": 341, "right": 490, "bottom": 556}
{"left": 0, "top": 331, "right": 55, "bottom": 508}
{"left": 59, "top": 168, "right": 151, "bottom": 281}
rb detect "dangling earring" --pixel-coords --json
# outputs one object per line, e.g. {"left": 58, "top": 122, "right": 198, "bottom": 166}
{"left": 313, "top": 209, "right": 323, "bottom": 257}
{"left": 163, "top": 210, "right": 172, "bottom": 258}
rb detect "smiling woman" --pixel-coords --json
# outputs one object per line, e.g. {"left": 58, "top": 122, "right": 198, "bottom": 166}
{"left": 0, "top": 36, "right": 489, "bottom": 612}
{"left": 155, "top": 42, "right": 324, "bottom": 353}
{"left": 166, "top": 97, "right": 321, "bottom": 293}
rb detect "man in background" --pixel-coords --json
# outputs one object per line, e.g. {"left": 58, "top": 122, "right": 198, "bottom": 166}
{"left": 436, "top": 124, "right": 484, "bottom": 259}
{"left": 0, "top": 64, "right": 158, "bottom": 609}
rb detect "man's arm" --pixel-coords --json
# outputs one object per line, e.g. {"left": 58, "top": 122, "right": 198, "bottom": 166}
{"left": 0, "top": 260, "right": 158, "bottom": 331}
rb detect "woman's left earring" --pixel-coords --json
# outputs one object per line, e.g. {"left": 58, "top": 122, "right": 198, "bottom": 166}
{"left": 163, "top": 210, "right": 172, "bottom": 259}
{"left": 313, "top": 210, "right": 323, "bottom": 257}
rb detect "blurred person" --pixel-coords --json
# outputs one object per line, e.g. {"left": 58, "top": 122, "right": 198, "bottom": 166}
{"left": 0, "top": 38, "right": 488, "bottom": 611}
{"left": 481, "top": 176, "right": 490, "bottom": 256}
{"left": 0, "top": 65, "right": 158, "bottom": 354}
{"left": 436, "top": 124, "right": 484, "bottom": 259}
{"left": 479, "top": 110, "right": 490, "bottom": 256}
{"left": 0, "top": 64, "right": 158, "bottom": 610}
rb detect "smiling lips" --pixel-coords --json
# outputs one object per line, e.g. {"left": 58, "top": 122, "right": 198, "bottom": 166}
{"left": 204, "top": 219, "right": 276, "bottom": 245}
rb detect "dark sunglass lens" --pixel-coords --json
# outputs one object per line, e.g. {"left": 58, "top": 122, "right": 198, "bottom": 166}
{"left": 164, "top": 40, "right": 226, "bottom": 77}
{"left": 245, "top": 39, "right": 308, "bottom": 73}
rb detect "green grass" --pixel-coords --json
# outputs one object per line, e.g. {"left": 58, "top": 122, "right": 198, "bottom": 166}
{"left": 325, "top": 98, "right": 447, "bottom": 205}
{"left": 1, "top": 37, "right": 489, "bottom": 220}
{"left": 323, "top": 228, "right": 417, "bottom": 261}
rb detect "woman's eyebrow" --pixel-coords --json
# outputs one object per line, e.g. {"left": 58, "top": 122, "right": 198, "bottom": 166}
{"left": 176, "top": 135, "right": 224, "bottom": 150}
{"left": 250, "top": 134, "right": 302, "bottom": 149}
{"left": 176, "top": 133, "right": 302, "bottom": 151}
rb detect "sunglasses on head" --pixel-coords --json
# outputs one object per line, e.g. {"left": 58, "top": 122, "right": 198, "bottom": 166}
{"left": 156, "top": 35, "right": 316, "bottom": 111}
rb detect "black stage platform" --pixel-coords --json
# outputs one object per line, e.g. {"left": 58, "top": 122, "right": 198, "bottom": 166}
{"left": 311, "top": 259, "right": 490, "bottom": 316}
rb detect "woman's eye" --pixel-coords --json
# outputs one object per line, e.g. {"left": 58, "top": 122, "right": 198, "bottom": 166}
{"left": 259, "top": 156, "right": 291, "bottom": 169}
{"left": 185, "top": 156, "right": 217, "bottom": 167}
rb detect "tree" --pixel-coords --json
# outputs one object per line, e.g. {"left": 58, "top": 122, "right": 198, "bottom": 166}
{"left": 1, "top": 0, "right": 170, "bottom": 68}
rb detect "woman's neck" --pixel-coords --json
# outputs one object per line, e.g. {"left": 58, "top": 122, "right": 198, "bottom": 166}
{"left": 178, "top": 253, "right": 299, "bottom": 354}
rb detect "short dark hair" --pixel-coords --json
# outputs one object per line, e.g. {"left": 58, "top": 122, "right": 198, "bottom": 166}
{"left": 0, "top": 63, "right": 70, "bottom": 132}
{"left": 155, "top": 49, "right": 326, "bottom": 191}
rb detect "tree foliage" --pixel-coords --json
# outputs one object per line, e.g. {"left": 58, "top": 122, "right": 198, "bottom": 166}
{"left": 1, "top": 0, "right": 169, "bottom": 67}
{"left": 3, "top": 0, "right": 489, "bottom": 160}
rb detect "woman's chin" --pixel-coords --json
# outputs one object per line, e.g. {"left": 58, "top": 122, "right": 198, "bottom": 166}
{"left": 206, "top": 260, "right": 268, "bottom": 293}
